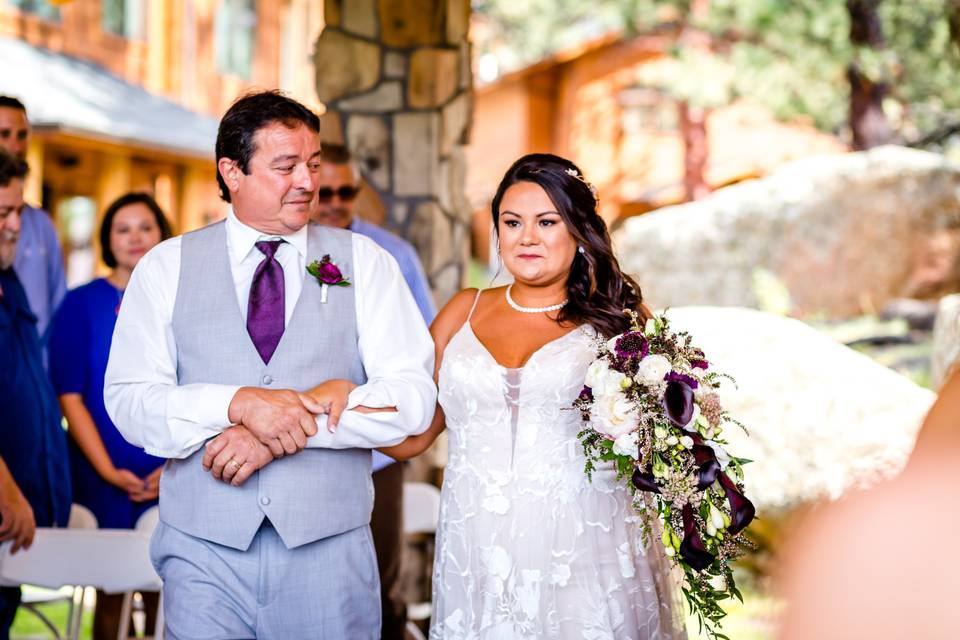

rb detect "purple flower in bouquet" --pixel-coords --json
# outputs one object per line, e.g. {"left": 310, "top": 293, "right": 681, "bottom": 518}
{"left": 680, "top": 504, "right": 715, "bottom": 571}
{"left": 663, "top": 376, "right": 695, "bottom": 428}
{"left": 631, "top": 467, "right": 660, "bottom": 494}
{"left": 718, "top": 472, "right": 756, "bottom": 535}
{"left": 691, "top": 443, "right": 722, "bottom": 490}
{"left": 609, "top": 331, "right": 649, "bottom": 360}
{"left": 664, "top": 371, "right": 699, "bottom": 389}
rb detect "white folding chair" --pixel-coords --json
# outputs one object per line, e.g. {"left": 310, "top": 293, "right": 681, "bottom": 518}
{"left": 13, "top": 504, "right": 98, "bottom": 640}
{"left": 0, "top": 526, "right": 162, "bottom": 640}
{"left": 403, "top": 482, "right": 441, "bottom": 639}
{"left": 116, "top": 506, "right": 162, "bottom": 640}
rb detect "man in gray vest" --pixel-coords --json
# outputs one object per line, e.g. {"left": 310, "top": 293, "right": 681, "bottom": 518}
{"left": 104, "top": 91, "right": 437, "bottom": 639}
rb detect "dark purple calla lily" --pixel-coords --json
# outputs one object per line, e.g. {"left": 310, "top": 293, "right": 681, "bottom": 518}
{"left": 691, "top": 444, "right": 721, "bottom": 490}
{"left": 578, "top": 386, "right": 593, "bottom": 402}
{"left": 632, "top": 468, "right": 661, "bottom": 494}
{"left": 718, "top": 471, "right": 756, "bottom": 534}
{"left": 680, "top": 503, "right": 715, "bottom": 571}
{"left": 663, "top": 379, "right": 695, "bottom": 427}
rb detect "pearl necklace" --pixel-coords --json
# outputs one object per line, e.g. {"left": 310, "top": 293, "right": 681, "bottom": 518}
{"left": 505, "top": 284, "right": 568, "bottom": 314}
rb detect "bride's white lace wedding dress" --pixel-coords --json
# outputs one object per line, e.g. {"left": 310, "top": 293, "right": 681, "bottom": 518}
{"left": 430, "top": 295, "right": 687, "bottom": 640}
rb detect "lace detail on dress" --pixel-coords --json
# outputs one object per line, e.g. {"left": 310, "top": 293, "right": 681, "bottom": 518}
{"left": 430, "top": 308, "right": 688, "bottom": 640}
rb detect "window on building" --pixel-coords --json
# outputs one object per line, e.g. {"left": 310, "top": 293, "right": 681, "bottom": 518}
{"left": 10, "top": 0, "right": 60, "bottom": 21}
{"left": 215, "top": 0, "right": 257, "bottom": 79}
{"left": 102, "top": 0, "right": 146, "bottom": 39}
{"left": 57, "top": 196, "right": 97, "bottom": 287}
{"left": 619, "top": 87, "right": 679, "bottom": 134}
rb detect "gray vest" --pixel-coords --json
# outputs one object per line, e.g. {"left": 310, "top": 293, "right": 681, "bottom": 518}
{"left": 160, "top": 220, "right": 371, "bottom": 551}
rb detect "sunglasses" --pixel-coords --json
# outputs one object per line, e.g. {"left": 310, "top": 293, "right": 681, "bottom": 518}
{"left": 316, "top": 186, "right": 360, "bottom": 203}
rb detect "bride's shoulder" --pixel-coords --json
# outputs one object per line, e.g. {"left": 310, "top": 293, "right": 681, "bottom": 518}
{"left": 430, "top": 288, "right": 482, "bottom": 349}
{"left": 432, "top": 288, "right": 479, "bottom": 329}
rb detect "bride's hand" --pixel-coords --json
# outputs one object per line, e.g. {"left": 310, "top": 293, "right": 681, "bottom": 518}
{"left": 301, "top": 379, "right": 359, "bottom": 432}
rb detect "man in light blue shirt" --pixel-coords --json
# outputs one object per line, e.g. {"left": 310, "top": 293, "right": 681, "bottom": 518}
{"left": 313, "top": 144, "right": 436, "bottom": 324}
{"left": 311, "top": 143, "right": 436, "bottom": 640}
{"left": 0, "top": 96, "right": 66, "bottom": 346}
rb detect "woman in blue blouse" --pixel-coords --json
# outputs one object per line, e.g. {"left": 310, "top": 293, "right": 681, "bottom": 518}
{"left": 49, "top": 192, "right": 171, "bottom": 640}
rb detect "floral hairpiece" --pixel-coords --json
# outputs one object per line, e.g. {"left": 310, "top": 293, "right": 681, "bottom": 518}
{"left": 565, "top": 167, "right": 600, "bottom": 204}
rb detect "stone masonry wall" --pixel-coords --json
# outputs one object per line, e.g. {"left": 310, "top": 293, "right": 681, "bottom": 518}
{"left": 316, "top": 0, "right": 473, "bottom": 304}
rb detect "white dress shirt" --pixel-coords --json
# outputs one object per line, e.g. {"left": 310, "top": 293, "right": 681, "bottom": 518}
{"left": 104, "top": 211, "right": 436, "bottom": 459}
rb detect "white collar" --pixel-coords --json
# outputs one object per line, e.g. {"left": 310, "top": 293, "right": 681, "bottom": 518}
{"left": 226, "top": 209, "right": 308, "bottom": 264}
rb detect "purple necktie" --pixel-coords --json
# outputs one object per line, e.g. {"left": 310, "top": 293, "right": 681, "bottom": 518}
{"left": 247, "top": 240, "right": 285, "bottom": 364}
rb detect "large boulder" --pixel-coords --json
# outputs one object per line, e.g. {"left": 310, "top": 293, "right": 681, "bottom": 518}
{"left": 616, "top": 146, "right": 960, "bottom": 318}
{"left": 664, "top": 306, "right": 935, "bottom": 512}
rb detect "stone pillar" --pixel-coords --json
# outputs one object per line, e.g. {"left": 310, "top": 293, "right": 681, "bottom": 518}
{"left": 315, "top": 0, "right": 473, "bottom": 304}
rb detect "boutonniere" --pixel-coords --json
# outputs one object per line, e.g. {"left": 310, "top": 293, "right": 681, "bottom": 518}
{"left": 307, "top": 254, "right": 352, "bottom": 303}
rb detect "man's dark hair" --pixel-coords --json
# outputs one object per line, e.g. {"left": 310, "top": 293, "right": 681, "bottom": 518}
{"left": 0, "top": 96, "right": 27, "bottom": 113}
{"left": 99, "top": 192, "right": 173, "bottom": 268}
{"left": 215, "top": 90, "right": 320, "bottom": 203}
{"left": 320, "top": 143, "right": 353, "bottom": 164}
{"left": 0, "top": 150, "right": 27, "bottom": 188}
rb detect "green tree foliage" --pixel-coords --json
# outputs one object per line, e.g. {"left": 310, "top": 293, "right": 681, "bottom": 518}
{"left": 474, "top": 0, "right": 960, "bottom": 148}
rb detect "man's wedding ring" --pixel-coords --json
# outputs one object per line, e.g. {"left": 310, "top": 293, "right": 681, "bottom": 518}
{"left": 228, "top": 459, "right": 242, "bottom": 473}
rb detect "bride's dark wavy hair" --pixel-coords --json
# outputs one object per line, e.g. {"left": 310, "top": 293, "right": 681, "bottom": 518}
{"left": 491, "top": 153, "right": 651, "bottom": 338}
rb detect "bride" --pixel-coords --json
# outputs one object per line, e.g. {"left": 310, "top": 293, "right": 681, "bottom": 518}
{"left": 383, "top": 153, "right": 687, "bottom": 639}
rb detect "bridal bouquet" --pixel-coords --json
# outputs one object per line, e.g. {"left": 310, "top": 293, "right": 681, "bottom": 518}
{"left": 574, "top": 310, "right": 756, "bottom": 638}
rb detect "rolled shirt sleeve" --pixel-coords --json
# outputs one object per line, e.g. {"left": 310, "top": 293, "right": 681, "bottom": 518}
{"left": 104, "top": 239, "right": 239, "bottom": 459}
{"left": 307, "top": 234, "right": 436, "bottom": 449}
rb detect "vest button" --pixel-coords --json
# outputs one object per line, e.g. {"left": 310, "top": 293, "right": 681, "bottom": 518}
{"left": 260, "top": 496, "right": 270, "bottom": 506}
{"left": 262, "top": 375, "right": 273, "bottom": 385}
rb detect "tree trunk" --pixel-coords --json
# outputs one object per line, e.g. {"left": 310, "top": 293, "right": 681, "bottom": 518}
{"left": 847, "top": 0, "right": 893, "bottom": 150}
{"left": 678, "top": 101, "right": 709, "bottom": 201}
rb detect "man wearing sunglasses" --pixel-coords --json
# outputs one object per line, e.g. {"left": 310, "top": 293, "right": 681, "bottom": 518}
{"left": 312, "top": 144, "right": 436, "bottom": 324}
{"left": 311, "top": 143, "right": 436, "bottom": 640}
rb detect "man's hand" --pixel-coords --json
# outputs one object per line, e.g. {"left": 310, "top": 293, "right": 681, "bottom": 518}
{"left": 0, "top": 480, "right": 36, "bottom": 554}
{"left": 302, "top": 379, "right": 358, "bottom": 432}
{"left": 227, "top": 388, "right": 324, "bottom": 456}
{"left": 202, "top": 426, "right": 275, "bottom": 486}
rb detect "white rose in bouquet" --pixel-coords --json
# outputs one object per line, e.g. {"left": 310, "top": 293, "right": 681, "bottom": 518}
{"left": 612, "top": 431, "right": 640, "bottom": 459}
{"left": 592, "top": 391, "right": 640, "bottom": 439}
{"left": 633, "top": 354, "right": 672, "bottom": 387}
{"left": 585, "top": 360, "right": 628, "bottom": 396}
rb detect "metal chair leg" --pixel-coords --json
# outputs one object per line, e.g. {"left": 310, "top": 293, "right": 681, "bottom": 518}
{"left": 68, "top": 586, "right": 84, "bottom": 640}
{"left": 20, "top": 603, "right": 64, "bottom": 639}
{"left": 117, "top": 591, "right": 133, "bottom": 640}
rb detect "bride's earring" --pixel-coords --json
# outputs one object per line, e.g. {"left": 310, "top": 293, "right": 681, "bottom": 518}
{"left": 489, "top": 237, "right": 504, "bottom": 286}
{"left": 578, "top": 246, "right": 585, "bottom": 254}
